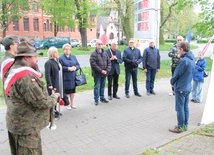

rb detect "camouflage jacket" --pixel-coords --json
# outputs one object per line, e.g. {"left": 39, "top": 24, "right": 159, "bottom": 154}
{"left": 4, "top": 60, "right": 57, "bottom": 135}
{"left": 168, "top": 43, "right": 180, "bottom": 68}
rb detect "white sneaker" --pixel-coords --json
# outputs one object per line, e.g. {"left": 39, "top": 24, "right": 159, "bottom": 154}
{"left": 169, "top": 92, "right": 173, "bottom": 96}
{"left": 71, "top": 105, "right": 76, "bottom": 109}
{"left": 66, "top": 106, "right": 72, "bottom": 110}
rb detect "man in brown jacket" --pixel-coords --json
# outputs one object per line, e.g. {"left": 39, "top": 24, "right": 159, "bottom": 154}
{"left": 90, "top": 39, "right": 111, "bottom": 105}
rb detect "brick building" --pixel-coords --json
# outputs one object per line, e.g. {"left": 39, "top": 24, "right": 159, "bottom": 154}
{"left": 3, "top": 1, "right": 97, "bottom": 42}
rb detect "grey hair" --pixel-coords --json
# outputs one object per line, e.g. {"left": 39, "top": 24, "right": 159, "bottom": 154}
{"left": 48, "top": 46, "right": 58, "bottom": 59}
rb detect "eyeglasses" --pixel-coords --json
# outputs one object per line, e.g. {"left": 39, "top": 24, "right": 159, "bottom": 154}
{"left": 177, "top": 39, "right": 182, "bottom": 41}
{"left": 98, "top": 43, "right": 103, "bottom": 45}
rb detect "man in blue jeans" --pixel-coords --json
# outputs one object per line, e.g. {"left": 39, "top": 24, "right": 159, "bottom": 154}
{"left": 169, "top": 41, "right": 195, "bottom": 133}
{"left": 90, "top": 40, "right": 111, "bottom": 105}
{"left": 123, "top": 39, "right": 142, "bottom": 98}
{"left": 143, "top": 39, "right": 160, "bottom": 95}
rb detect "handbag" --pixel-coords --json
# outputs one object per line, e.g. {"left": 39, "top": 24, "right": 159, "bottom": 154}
{"left": 62, "top": 95, "right": 70, "bottom": 106}
{"left": 75, "top": 68, "right": 87, "bottom": 86}
{"left": 203, "top": 71, "right": 208, "bottom": 78}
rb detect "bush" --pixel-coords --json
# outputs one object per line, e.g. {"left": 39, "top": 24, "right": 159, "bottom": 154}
{"left": 197, "top": 40, "right": 214, "bottom": 43}
{"left": 165, "top": 39, "right": 176, "bottom": 43}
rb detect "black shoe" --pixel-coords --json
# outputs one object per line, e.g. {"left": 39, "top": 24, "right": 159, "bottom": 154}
{"left": 126, "top": 94, "right": 130, "bottom": 98}
{"left": 108, "top": 96, "right": 112, "bottom": 100}
{"left": 54, "top": 111, "right": 62, "bottom": 116}
{"left": 150, "top": 90, "right": 156, "bottom": 95}
{"left": 135, "top": 93, "right": 142, "bottom": 97}
{"left": 54, "top": 113, "right": 59, "bottom": 118}
{"left": 94, "top": 100, "right": 99, "bottom": 105}
{"left": 113, "top": 95, "right": 120, "bottom": 99}
{"left": 100, "top": 98, "right": 109, "bottom": 103}
{"left": 191, "top": 99, "right": 195, "bottom": 102}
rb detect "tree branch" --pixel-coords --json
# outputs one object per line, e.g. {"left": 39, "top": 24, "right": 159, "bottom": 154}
{"left": 160, "top": 2, "right": 178, "bottom": 28}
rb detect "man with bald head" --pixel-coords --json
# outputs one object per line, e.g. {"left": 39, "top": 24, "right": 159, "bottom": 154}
{"left": 168, "top": 35, "right": 184, "bottom": 96}
{"left": 143, "top": 39, "right": 160, "bottom": 96}
{"left": 106, "top": 41, "right": 123, "bottom": 100}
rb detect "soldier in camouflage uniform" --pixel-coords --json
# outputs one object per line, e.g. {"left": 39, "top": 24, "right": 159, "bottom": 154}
{"left": 0, "top": 36, "right": 19, "bottom": 81}
{"left": 4, "top": 41, "right": 60, "bottom": 155}
{"left": 168, "top": 36, "right": 184, "bottom": 95}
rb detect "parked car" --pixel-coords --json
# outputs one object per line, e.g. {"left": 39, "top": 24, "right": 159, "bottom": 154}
{"left": 118, "top": 39, "right": 127, "bottom": 45}
{"left": 70, "top": 38, "right": 81, "bottom": 47}
{"left": 87, "top": 39, "right": 98, "bottom": 47}
{"left": 35, "top": 37, "right": 71, "bottom": 50}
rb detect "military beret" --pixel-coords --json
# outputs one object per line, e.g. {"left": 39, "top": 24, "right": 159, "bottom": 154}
{"left": 16, "top": 41, "right": 43, "bottom": 57}
{"left": 1, "top": 36, "right": 19, "bottom": 46}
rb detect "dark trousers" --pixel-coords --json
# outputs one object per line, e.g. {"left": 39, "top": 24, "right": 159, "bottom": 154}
{"left": 107, "top": 71, "right": 119, "bottom": 96}
{"left": 125, "top": 68, "right": 138, "bottom": 94}
{"left": 146, "top": 69, "right": 157, "bottom": 92}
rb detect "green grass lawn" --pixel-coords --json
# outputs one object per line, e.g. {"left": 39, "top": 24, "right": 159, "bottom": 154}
{"left": 0, "top": 43, "right": 198, "bottom": 59}
{"left": 0, "top": 57, "right": 212, "bottom": 100}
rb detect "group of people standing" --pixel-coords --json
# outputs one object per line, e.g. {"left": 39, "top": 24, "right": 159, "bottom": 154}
{"left": 89, "top": 38, "right": 161, "bottom": 105}
{"left": 0, "top": 34, "right": 207, "bottom": 154}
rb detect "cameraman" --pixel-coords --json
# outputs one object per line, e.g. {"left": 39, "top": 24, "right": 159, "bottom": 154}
{"left": 143, "top": 39, "right": 160, "bottom": 95}
{"left": 123, "top": 39, "right": 142, "bottom": 98}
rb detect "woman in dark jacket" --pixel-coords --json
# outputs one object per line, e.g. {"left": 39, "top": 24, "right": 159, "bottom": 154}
{"left": 59, "top": 43, "right": 80, "bottom": 110}
{"left": 191, "top": 52, "right": 206, "bottom": 103}
{"left": 44, "top": 46, "right": 63, "bottom": 119}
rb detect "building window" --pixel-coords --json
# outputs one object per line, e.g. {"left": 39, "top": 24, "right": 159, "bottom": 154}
{"left": 32, "top": 1, "right": 38, "bottom": 12}
{"left": 13, "top": 19, "right": 19, "bottom": 31}
{"left": 50, "top": 23, "right": 52, "bottom": 32}
{"left": 44, "top": 23, "right": 47, "bottom": 31}
{"left": 23, "top": 17, "right": 29, "bottom": 31}
{"left": 47, "top": 20, "right": 50, "bottom": 31}
{"left": 33, "top": 18, "right": 39, "bottom": 31}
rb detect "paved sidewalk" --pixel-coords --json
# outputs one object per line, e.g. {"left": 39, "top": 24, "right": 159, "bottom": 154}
{"left": 0, "top": 77, "right": 212, "bottom": 155}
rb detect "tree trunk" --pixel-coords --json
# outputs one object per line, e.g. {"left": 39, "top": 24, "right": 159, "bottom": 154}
{"left": 159, "top": 29, "right": 165, "bottom": 45}
{"left": 54, "top": 22, "right": 58, "bottom": 36}
{"left": 79, "top": 28, "right": 87, "bottom": 47}
{"left": 122, "top": 17, "right": 132, "bottom": 43}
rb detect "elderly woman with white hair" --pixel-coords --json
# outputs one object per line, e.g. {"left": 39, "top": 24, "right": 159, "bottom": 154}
{"left": 44, "top": 46, "right": 63, "bottom": 119}
{"left": 59, "top": 43, "right": 80, "bottom": 110}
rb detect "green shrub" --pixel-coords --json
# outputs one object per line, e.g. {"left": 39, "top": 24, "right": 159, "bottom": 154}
{"left": 197, "top": 40, "right": 214, "bottom": 43}
{"left": 165, "top": 39, "right": 176, "bottom": 43}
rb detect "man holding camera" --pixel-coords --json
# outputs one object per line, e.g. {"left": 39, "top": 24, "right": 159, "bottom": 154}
{"left": 143, "top": 39, "right": 160, "bottom": 96}
{"left": 123, "top": 39, "right": 142, "bottom": 98}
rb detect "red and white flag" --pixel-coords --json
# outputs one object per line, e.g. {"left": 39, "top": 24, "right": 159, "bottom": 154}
{"left": 99, "top": 25, "right": 108, "bottom": 45}
{"left": 202, "top": 35, "right": 214, "bottom": 55}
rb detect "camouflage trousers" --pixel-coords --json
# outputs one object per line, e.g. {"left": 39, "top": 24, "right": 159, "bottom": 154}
{"left": 8, "top": 131, "right": 42, "bottom": 155}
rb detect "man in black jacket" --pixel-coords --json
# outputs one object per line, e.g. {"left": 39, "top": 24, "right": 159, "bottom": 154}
{"left": 106, "top": 41, "right": 123, "bottom": 100}
{"left": 90, "top": 40, "right": 111, "bottom": 105}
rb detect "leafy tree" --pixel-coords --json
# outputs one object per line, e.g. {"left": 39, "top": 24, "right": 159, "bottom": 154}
{"left": 0, "top": 0, "right": 31, "bottom": 37}
{"left": 114, "top": 0, "right": 134, "bottom": 42}
{"left": 40, "top": 0, "right": 75, "bottom": 36}
{"left": 74, "top": 0, "right": 98, "bottom": 47}
{"left": 193, "top": 0, "right": 214, "bottom": 37}
{"left": 160, "top": 0, "right": 194, "bottom": 44}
